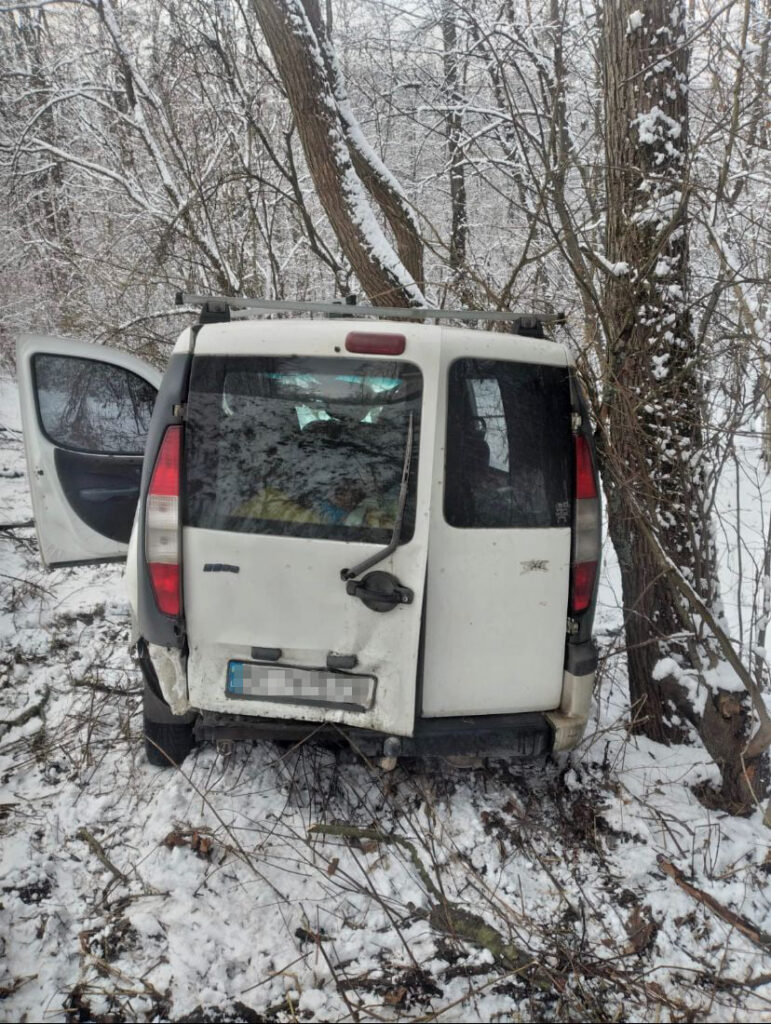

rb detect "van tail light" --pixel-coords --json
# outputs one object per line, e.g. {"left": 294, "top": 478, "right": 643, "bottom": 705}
{"left": 570, "top": 433, "right": 600, "bottom": 615}
{"left": 145, "top": 425, "right": 182, "bottom": 617}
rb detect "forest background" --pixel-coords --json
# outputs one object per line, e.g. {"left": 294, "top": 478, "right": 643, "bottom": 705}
{"left": 2, "top": 1, "right": 771, "bottom": 1019}
{"left": 4, "top": 0, "right": 770, "bottom": 805}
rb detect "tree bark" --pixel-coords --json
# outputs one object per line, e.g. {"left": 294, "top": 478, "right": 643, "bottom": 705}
{"left": 441, "top": 2, "right": 471, "bottom": 304}
{"left": 251, "top": 0, "right": 424, "bottom": 306}
{"left": 602, "top": 0, "right": 765, "bottom": 807}
{"left": 300, "top": 0, "right": 424, "bottom": 292}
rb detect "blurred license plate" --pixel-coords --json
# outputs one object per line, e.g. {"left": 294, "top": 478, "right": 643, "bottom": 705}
{"left": 226, "top": 661, "right": 375, "bottom": 711}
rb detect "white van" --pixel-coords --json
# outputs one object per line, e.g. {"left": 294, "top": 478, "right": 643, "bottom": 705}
{"left": 16, "top": 297, "right": 600, "bottom": 765}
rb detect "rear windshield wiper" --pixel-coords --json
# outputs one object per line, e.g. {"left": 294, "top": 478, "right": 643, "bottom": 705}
{"left": 341, "top": 412, "right": 414, "bottom": 584}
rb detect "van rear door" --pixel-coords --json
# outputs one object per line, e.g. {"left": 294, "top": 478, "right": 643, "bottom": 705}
{"left": 422, "top": 330, "right": 573, "bottom": 717}
{"left": 16, "top": 335, "right": 160, "bottom": 566}
{"left": 181, "top": 321, "right": 439, "bottom": 738}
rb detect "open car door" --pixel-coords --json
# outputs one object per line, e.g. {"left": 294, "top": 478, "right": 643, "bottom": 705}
{"left": 16, "top": 335, "right": 161, "bottom": 567}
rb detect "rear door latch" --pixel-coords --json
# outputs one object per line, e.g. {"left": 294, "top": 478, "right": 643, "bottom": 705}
{"left": 345, "top": 571, "right": 414, "bottom": 613}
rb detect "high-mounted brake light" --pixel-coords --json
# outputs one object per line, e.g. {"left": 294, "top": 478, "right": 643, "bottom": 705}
{"left": 345, "top": 331, "right": 406, "bottom": 356}
{"left": 570, "top": 433, "right": 600, "bottom": 615}
{"left": 145, "top": 425, "right": 182, "bottom": 617}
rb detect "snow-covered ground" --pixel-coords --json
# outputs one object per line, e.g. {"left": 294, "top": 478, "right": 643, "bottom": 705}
{"left": 1, "top": 375, "right": 771, "bottom": 1022}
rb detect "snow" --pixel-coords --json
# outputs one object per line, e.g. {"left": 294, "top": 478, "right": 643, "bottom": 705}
{"left": 633, "top": 106, "right": 683, "bottom": 145}
{"left": 627, "top": 10, "right": 645, "bottom": 33}
{"left": 588, "top": 250, "right": 630, "bottom": 277}
{"left": 340, "top": 161, "right": 425, "bottom": 305}
{"left": 2, "top": 375, "right": 771, "bottom": 1021}
{"left": 652, "top": 352, "right": 670, "bottom": 380}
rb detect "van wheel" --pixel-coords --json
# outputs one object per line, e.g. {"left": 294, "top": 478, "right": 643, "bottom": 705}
{"left": 144, "top": 717, "right": 194, "bottom": 766}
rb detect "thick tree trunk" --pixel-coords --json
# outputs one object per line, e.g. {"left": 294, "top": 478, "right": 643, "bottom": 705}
{"left": 602, "top": 0, "right": 765, "bottom": 806}
{"left": 251, "top": 0, "right": 424, "bottom": 306}
{"left": 603, "top": 0, "right": 710, "bottom": 729}
{"left": 300, "top": 0, "right": 424, "bottom": 291}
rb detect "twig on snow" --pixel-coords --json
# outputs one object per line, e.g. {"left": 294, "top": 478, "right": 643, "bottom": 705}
{"left": 0, "top": 974, "right": 38, "bottom": 997}
{"left": 657, "top": 854, "right": 771, "bottom": 951}
{"left": 75, "top": 827, "right": 130, "bottom": 886}
{"left": 0, "top": 684, "right": 50, "bottom": 738}
{"left": 308, "top": 823, "right": 542, "bottom": 977}
{"left": 0, "top": 571, "right": 52, "bottom": 596}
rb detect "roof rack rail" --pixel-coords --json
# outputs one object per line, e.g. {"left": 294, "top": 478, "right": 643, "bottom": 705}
{"left": 175, "top": 292, "right": 565, "bottom": 336}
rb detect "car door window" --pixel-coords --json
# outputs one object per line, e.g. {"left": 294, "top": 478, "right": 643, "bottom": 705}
{"left": 445, "top": 358, "right": 572, "bottom": 528}
{"left": 33, "top": 353, "right": 156, "bottom": 455}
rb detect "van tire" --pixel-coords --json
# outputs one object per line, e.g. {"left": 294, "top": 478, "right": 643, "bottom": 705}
{"left": 144, "top": 717, "right": 194, "bottom": 767}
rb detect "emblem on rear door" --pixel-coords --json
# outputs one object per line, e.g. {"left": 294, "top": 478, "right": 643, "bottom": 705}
{"left": 520, "top": 559, "right": 549, "bottom": 573}
{"left": 203, "top": 563, "right": 240, "bottom": 573}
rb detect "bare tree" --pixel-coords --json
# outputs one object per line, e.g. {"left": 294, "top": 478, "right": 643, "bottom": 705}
{"left": 601, "top": 0, "right": 767, "bottom": 808}
{"left": 440, "top": 0, "right": 472, "bottom": 305}
{"left": 251, "top": 0, "right": 425, "bottom": 306}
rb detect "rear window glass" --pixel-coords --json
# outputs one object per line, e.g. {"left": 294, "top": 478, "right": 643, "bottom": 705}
{"left": 185, "top": 356, "right": 422, "bottom": 544}
{"left": 444, "top": 359, "right": 571, "bottom": 529}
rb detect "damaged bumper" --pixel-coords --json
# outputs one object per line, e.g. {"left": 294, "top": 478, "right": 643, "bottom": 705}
{"left": 193, "top": 708, "right": 580, "bottom": 759}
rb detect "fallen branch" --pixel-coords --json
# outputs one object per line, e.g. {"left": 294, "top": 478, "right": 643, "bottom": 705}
{"left": 71, "top": 680, "right": 142, "bottom": 696}
{"left": 657, "top": 855, "right": 771, "bottom": 951}
{"left": 308, "top": 822, "right": 443, "bottom": 899}
{"left": 0, "top": 684, "right": 50, "bottom": 738}
{"left": 308, "top": 823, "right": 542, "bottom": 977}
{"left": 0, "top": 519, "right": 34, "bottom": 530}
{"left": 75, "top": 828, "right": 130, "bottom": 886}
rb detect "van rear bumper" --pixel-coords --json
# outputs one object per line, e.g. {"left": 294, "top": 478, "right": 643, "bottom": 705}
{"left": 194, "top": 709, "right": 576, "bottom": 759}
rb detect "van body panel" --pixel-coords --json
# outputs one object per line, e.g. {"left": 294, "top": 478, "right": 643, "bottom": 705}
{"left": 421, "top": 330, "right": 572, "bottom": 717}
{"left": 184, "top": 530, "right": 425, "bottom": 735}
{"left": 422, "top": 528, "right": 570, "bottom": 715}
{"left": 182, "top": 321, "right": 442, "bottom": 738}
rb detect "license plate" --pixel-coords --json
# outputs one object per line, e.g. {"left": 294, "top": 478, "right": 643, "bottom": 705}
{"left": 226, "top": 661, "right": 376, "bottom": 711}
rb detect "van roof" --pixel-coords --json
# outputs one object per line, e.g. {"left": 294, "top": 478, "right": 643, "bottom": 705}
{"left": 176, "top": 318, "right": 572, "bottom": 368}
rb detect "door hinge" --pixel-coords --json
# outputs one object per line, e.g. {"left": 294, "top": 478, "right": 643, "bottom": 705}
{"left": 571, "top": 412, "right": 582, "bottom": 433}
{"left": 173, "top": 402, "right": 187, "bottom": 420}
{"left": 566, "top": 617, "right": 580, "bottom": 636}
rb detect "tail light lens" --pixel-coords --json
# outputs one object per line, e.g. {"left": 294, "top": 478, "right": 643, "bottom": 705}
{"left": 571, "top": 433, "right": 600, "bottom": 614}
{"left": 145, "top": 425, "right": 182, "bottom": 616}
{"left": 345, "top": 331, "right": 406, "bottom": 355}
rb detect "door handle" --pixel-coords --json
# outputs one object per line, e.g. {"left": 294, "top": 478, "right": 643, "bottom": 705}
{"left": 345, "top": 571, "right": 414, "bottom": 613}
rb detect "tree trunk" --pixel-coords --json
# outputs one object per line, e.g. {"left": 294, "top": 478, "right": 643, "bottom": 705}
{"left": 300, "top": 0, "right": 424, "bottom": 292}
{"left": 602, "top": 0, "right": 765, "bottom": 808}
{"left": 251, "top": 0, "right": 424, "bottom": 306}
{"left": 603, "top": 0, "right": 710, "bottom": 734}
{"left": 441, "top": 2, "right": 472, "bottom": 305}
